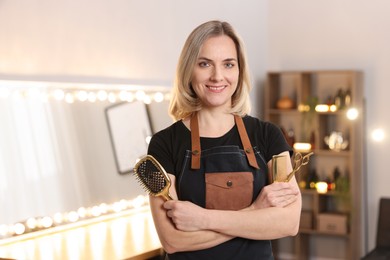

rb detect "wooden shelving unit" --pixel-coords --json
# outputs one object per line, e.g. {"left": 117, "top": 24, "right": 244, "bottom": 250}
{"left": 265, "top": 70, "right": 365, "bottom": 260}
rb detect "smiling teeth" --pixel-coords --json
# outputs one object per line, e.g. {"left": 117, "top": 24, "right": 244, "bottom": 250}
{"left": 208, "top": 86, "right": 224, "bottom": 90}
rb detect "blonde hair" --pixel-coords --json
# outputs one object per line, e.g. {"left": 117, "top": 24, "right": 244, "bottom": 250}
{"left": 169, "top": 20, "right": 252, "bottom": 121}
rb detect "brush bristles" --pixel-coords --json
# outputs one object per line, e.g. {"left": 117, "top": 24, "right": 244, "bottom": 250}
{"left": 134, "top": 159, "right": 167, "bottom": 195}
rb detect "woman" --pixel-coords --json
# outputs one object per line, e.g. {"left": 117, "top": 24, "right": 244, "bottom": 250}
{"left": 147, "top": 20, "right": 301, "bottom": 260}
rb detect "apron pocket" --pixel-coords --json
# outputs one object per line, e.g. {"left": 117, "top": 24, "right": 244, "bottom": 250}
{"left": 205, "top": 171, "right": 253, "bottom": 210}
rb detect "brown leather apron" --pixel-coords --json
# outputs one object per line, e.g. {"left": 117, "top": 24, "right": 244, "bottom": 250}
{"left": 189, "top": 112, "right": 260, "bottom": 210}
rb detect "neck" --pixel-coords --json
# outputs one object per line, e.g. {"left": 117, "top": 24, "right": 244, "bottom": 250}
{"left": 196, "top": 111, "right": 235, "bottom": 138}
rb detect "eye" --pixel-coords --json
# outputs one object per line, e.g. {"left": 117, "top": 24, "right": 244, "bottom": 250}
{"left": 225, "top": 63, "right": 235, "bottom": 68}
{"left": 199, "top": 61, "right": 210, "bottom": 67}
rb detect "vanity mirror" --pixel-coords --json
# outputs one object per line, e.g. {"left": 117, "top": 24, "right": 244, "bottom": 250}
{"left": 0, "top": 80, "right": 172, "bottom": 238}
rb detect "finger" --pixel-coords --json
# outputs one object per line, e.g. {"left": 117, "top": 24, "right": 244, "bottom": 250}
{"left": 163, "top": 200, "right": 175, "bottom": 210}
{"left": 278, "top": 195, "right": 298, "bottom": 207}
{"left": 268, "top": 182, "right": 292, "bottom": 191}
{"left": 266, "top": 186, "right": 299, "bottom": 197}
{"left": 274, "top": 183, "right": 300, "bottom": 194}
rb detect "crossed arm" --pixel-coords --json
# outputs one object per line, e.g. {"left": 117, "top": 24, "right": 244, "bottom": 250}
{"left": 149, "top": 151, "right": 302, "bottom": 254}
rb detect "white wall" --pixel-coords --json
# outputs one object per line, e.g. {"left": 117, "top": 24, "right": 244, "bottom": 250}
{"left": 0, "top": 0, "right": 267, "bottom": 115}
{"left": 268, "top": 0, "right": 390, "bottom": 253}
{"left": 0, "top": 0, "right": 267, "bottom": 221}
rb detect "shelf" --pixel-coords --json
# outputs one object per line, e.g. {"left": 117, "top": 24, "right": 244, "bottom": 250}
{"left": 267, "top": 109, "right": 301, "bottom": 115}
{"left": 294, "top": 149, "right": 350, "bottom": 157}
{"left": 299, "top": 228, "right": 350, "bottom": 238}
{"left": 268, "top": 108, "right": 351, "bottom": 116}
{"left": 311, "top": 149, "right": 350, "bottom": 157}
{"left": 265, "top": 70, "right": 364, "bottom": 260}
{"left": 301, "top": 189, "right": 348, "bottom": 196}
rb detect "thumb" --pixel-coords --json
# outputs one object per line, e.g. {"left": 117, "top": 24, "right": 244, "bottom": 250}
{"left": 163, "top": 200, "right": 175, "bottom": 210}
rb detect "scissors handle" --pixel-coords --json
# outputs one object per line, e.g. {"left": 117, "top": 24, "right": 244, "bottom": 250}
{"left": 286, "top": 152, "right": 314, "bottom": 181}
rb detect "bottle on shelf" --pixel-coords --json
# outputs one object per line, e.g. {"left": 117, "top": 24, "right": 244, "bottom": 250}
{"left": 344, "top": 89, "right": 352, "bottom": 107}
{"left": 306, "top": 169, "right": 319, "bottom": 189}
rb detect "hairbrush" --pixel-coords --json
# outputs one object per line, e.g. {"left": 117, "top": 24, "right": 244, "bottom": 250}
{"left": 133, "top": 155, "right": 173, "bottom": 200}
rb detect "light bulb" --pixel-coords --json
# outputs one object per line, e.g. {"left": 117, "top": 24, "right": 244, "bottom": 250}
{"left": 26, "top": 217, "right": 38, "bottom": 229}
{"left": 97, "top": 90, "right": 108, "bottom": 101}
{"left": 40, "top": 216, "right": 53, "bottom": 228}
{"left": 67, "top": 211, "right": 79, "bottom": 222}
{"left": 53, "top": 89, "right": 65, "bottom": 100}
{"left": 87, "top": 92, "right": 96, "bottom": 102}
{"left": 315, "top": 182, "right": 328, "bottom": 194}
{"left": 135, "top": 90, "right": 146, "bottom": 101}
{"left": 346, "top": 108, "right": 359, "bottom": 120}
{"left": 77, "top": 90, "right": 88, "bottom": 102}
{"left": 14, "top": 223, "right": 26, "bottom": 235}
{"left": 108, "top": 92, "right": 116, "bottom": 103}
{"left": 372, "top": 128, "right": 385, "bottom": 142}
{"left": 65, "top": 93, "right": 74, "bottom": 103}
{"left": 153, "top": 92, "right": 164, "bottom": 102}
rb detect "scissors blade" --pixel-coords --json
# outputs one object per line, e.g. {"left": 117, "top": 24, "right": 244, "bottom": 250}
{"left": 286, "top": 152, "right": 314, "bottom": 181}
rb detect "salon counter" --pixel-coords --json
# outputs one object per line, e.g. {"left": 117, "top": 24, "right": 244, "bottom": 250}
{"left": 0, "top": 206, "right": 162, "bottom": 260}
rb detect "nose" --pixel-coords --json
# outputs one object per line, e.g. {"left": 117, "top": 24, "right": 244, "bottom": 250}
{"left": 210, "top": 66, "right": 223, "bottom": 82}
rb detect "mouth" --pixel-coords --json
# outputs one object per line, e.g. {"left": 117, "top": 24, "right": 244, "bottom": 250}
{"left": 206, "top": 85, "right": 227, "bottom": 92}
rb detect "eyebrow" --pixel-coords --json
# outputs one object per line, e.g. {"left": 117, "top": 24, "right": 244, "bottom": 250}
{"left": 198, "top": 57, "right": 238, "bottom": 62}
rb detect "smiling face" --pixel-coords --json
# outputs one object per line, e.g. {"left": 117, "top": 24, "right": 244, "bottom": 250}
{"left": 191, "top": 35, "right": 239, "bottom": 112}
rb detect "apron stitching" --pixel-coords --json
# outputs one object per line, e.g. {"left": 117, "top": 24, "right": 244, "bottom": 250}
{"left": 253, "top": 146, "right": 267, "bottom": 165}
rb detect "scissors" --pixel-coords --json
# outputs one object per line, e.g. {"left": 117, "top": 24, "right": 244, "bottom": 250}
{"left": 286, "top": 151, "right": 314, "bottom": 181}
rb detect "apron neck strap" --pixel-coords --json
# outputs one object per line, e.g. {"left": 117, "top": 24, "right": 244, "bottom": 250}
{"left": 190, "top": 112, "right": 201, "bottom": 169}
{"left": 234, "top": 115, "right": 260, "bottom": 169}
{"left": 190, "top": 112, "right": 260, "bottom": 170}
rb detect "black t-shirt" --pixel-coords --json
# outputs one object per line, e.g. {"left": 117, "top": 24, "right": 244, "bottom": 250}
{"left": 147, "top": 115, "right": 292, "bottom": 260}
{"left": 148, "top": 115, "right": 291, "bottom": 177}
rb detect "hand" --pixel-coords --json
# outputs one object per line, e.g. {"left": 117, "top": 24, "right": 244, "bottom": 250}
{"left": 163, "top": 200, "right": 207, "bottom": 232}
{"left": 251, "top": 181, "right": 300, "bottom": 209}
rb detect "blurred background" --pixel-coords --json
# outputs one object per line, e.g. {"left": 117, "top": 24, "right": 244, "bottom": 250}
{"left": 1, "top": 0, "right": 389, "bottom": 259}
